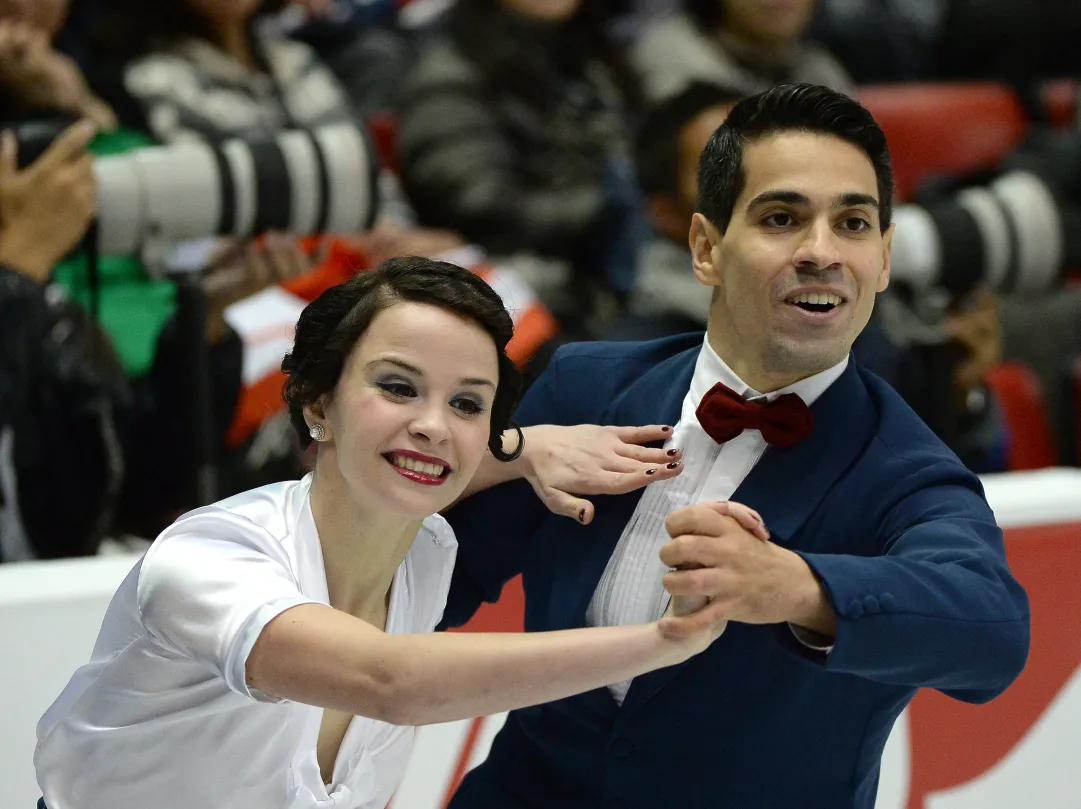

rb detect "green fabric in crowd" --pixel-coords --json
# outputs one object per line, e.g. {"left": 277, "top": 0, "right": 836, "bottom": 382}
{"left": 51, "top": 128, "right": 177, "bottom": 377}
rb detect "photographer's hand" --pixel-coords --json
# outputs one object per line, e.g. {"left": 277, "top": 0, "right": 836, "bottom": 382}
{"left": 0, "top": 20, "right": 117, "bottom": 130}
{"left": 0, "top": 119, "right": 97, "bottom": 283}
{"left": 946, "top": 287, "right": 1001, "bottom": 396}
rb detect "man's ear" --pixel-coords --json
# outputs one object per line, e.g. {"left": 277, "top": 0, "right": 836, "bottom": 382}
{"left": 878, "top": 222, "right": 894, "bottom": 292}
{"left": 690, "top": 213, "right": 723, "bottom": 288}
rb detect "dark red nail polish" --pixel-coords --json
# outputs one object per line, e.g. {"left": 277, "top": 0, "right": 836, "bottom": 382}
{"left": 661, "top": 426, "right": 672, "bottom": 432}
{"left": 666, "top": 448, "right": 679, "bottom": 456}
{"left": 578, "top": 508, "right": 587, "bottom": 523}
{"left": 667, "top": 461, "right": 682, "bottom": 469}
{"left": 646, "top": 468, "right": 657, "bottom": 476}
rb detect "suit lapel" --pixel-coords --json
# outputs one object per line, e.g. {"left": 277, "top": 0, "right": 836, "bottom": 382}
{"left": 616, "top": 361, "right": 876, "bottom": 725}
{"left": 556, "top": 344, "right": 700, "bottom": 629}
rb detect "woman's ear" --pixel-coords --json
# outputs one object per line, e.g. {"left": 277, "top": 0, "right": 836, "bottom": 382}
{"left": 303, "top": 397, "right": 332, "bottom": 441}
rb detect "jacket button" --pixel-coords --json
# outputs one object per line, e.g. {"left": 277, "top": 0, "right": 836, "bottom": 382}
{"left": 880, "top": 593, "right": 896, "bottom": 611}
{"left": 863, "top": 595, "right": 881, "bottom": 614}
{"left": 610, "top": 738, "right": 634, "bottom": 759}
{"left": 848, "top": 599, "right": 865, "bottom": 619}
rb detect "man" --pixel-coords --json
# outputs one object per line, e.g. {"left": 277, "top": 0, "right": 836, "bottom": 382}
{"left": 618, "top": 80, "right": 1008, "bottom": 472}
{"left": 441, "top": 84, "right": 1029, "bottom": 809}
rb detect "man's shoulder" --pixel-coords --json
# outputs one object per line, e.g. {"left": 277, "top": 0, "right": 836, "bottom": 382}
{"left": 855, "top": 366, "right": 980, "bottom": 483}
{"left": 547, "top": 334, "right": 701, "bottom": 386}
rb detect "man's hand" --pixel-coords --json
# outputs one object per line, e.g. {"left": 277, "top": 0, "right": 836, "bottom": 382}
{"left": 657, "top": 503, "right": 836, "bottom": 639}
{"left": 0, "top": 119, "right": 97, "bottom": 282}
{"left": 666, "top": 501, "right": 769, "bottom": 619}
{"left": 521, "top": 424, "right": 683, "bottom": 524}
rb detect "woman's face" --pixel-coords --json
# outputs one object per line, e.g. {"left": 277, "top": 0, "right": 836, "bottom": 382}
{"left": 721, "top": 0, "right": 816, "bottom": 47}
{"left": 184, "top": 0, "right": 263, "bottom": 27}
{"left": 312, "top": 301, "right": 500, "bottom": 521}
{"left": 500, "top": 0, "right": 582, "bottom": 22}
{"left": 0, "top": 0, "right": 69, "bottom": 38}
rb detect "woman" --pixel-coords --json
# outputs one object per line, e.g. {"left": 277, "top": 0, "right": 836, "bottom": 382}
{"left": 34, "top": 256, "right": 748, "bottom": 809}
{"left": 632, "top": 0, "right": 855, "bottom": 102}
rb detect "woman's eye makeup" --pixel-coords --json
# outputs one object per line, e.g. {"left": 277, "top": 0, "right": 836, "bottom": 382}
{"left": 376, "top": 378, "right": 417, "bottom": 398}
{"left": 451, "top": 396, "right": 486, "bottom": 416}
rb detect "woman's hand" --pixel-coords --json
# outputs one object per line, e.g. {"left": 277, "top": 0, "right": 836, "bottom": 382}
{"left": 521, "top": 424, "right": 683, "bottom": 524}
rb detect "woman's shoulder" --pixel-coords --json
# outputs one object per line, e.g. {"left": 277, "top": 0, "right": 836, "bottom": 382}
{"left": 419, "top": 512, "right": 458, "bottom": 552}
{"left": 149, "top": 478, "right": 310, "bottom": 560}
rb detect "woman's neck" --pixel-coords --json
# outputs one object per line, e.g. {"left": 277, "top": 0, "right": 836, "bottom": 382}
{"left": 210, "top": 18, "right": 257, "bottom": 70}
{"left": 308, "top": 462, "right": 423, "bottom": 619}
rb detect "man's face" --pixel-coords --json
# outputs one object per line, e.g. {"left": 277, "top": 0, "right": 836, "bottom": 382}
{"left": 722, "top": 0, "right": 816, "bottom": 47}
{"left": 690, "top": 131, "right": 892, "bottom": 390}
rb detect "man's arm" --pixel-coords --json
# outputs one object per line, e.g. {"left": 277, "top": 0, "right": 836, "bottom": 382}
{"left": 795, "top": 461, "right": 1029, "bottom": 702}
{"left": 660, "top": 463, "right": 1030, "bottom": 703}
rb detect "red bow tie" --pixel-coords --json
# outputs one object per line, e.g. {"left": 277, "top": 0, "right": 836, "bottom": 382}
{"left": 695, "top": 382, "right": 814, "bottom": 448}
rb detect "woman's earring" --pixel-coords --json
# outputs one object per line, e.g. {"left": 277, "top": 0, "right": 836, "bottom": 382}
{"left": 309, "top": 423, "right": 326, "bottom": 442}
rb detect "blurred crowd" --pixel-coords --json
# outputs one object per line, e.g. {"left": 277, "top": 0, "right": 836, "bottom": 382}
{"left": 2, "top": 0, "right": 1080, "bottom": 562}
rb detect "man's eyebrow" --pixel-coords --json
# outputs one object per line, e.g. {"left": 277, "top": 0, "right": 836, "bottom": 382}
{"left": 746, "top": 190, "right": 880, "bottom": 210}
{"left": 837, "top": 192, "right": 880, "bottom": 209}
{"left": 367, "top": 358, "right": 495, "bottom": 389}
{"left": 747, "top": 190, "right": 810, "bottom": 209}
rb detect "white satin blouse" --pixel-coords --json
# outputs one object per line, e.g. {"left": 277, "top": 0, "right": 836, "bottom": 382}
{"left": 34, "top": 474, "right": 458, "bottom": 809}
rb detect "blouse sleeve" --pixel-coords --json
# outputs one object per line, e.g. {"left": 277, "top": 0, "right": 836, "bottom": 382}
{"left": 136, "top": 512, "right": 318, "bottom": 701}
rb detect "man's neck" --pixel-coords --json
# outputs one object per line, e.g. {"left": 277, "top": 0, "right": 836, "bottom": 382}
{"left": 705, "top": 331, "right": 818, "bottom": 394}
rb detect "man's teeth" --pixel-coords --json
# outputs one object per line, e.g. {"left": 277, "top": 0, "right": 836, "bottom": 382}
{"left": 391, "top": 456, "right": 446, "bottom": 477}
{"left": 789, "top": 292, "right": 843, "bottom": 306}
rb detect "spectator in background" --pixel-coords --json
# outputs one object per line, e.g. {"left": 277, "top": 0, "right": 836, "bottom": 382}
{"left": 632, "top": 0, "right": 854, "bottom": 103}
{"left": 616, "top": 82, "right": 1009, "bottom": 472}
{"left": 0, "top": 0, "right": 117, "bottom": 129}
{"left": 397, "top": 0, "right": 648, "bottom": 310}
{"left": 101, "top": 0, "right": 357, "bottom": 143}
{"left": 0, "top": 119, "right": 123, "bottom": 561}
{"left": 809, "top": 0, "right": 949, "bottom": 84}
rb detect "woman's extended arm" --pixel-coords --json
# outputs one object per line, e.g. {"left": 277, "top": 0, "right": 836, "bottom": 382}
{"left": 246, "top": 601, "right": 723, "bottom": 726}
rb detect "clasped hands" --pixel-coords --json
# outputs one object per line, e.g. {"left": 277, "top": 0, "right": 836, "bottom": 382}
{"left": 520, "top": 424, "right": 836, "bottom": 640}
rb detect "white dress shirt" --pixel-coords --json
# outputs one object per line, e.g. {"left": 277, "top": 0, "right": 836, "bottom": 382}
{"left": 587, "top": 337, "right": 847, "bottom": 703}
{"left": 35, "top": 474, "right": 457, "bottom": 809}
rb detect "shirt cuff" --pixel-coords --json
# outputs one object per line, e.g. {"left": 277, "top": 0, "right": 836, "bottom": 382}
{"left": 788, "top": 622, "right": 835, "bottom": 653}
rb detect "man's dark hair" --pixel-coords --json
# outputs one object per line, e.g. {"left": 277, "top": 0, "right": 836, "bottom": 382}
{"left": 697, "top": 84, "right": 894, "bottom": 233}
{"left": 636, "top": 81, "right": 745, "bottom": 197}
{"left": 282, "top": 256, "right": 522, "bottom": 460}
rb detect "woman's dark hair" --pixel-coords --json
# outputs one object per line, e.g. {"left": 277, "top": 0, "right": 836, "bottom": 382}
{"left": 698, "top": 83, "right": 894, "bottom": 233}
{"left": 93, "top": 0, "right": 287, "bottom": 63}
{"left": 281, "top": 256, "right": 524, "bottom": 461}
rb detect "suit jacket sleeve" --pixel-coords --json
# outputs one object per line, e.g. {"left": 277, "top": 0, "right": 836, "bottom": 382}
{"left": 438, "top": 350, "right": 569, "bottom": 629}
{"left": 793, "top": 458, "right": 1030, "bottom": 703}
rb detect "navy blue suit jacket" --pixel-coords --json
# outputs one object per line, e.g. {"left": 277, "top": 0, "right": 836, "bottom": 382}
{"left": 442, "top": 334, "right": 1030, "bottom": 809}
